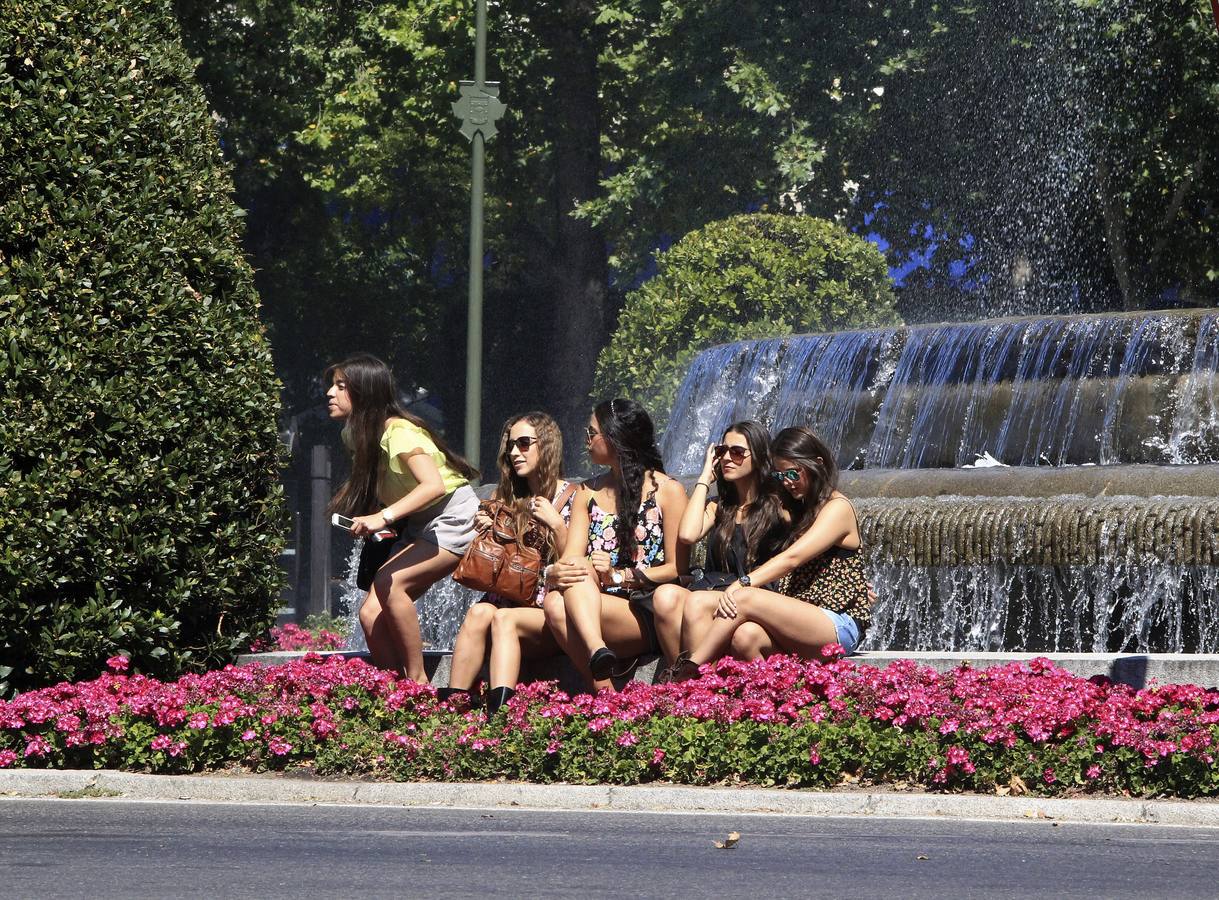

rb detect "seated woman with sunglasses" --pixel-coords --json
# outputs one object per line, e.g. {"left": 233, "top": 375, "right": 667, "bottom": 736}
{"left": 651, "top": 421, "right": 788, "bottom": 672}
{"left": 544, "top": 398, "right": 687, "bottom": 691}
{"left": 440, "top": 412, "right": 577, "bottom": 714}
{"left": 673, "top": 426, "right": 872, "bottom": 678}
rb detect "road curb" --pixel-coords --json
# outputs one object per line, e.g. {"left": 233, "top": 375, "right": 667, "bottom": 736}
{"left": 3, "top": 770, "right": 1219, "bottom": 827}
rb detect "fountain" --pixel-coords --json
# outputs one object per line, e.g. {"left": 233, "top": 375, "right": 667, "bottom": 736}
{"left": 663, "top": 307, "right": 1219, "bottom": 654}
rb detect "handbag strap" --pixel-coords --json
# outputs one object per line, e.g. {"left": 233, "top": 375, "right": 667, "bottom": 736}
{"left": 553, "top": 480, "right": 578, "bottom": 515}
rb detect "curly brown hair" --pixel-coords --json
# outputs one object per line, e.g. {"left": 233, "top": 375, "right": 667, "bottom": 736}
{"left": 495, "top": 411, "right": 565, "bottom": 562}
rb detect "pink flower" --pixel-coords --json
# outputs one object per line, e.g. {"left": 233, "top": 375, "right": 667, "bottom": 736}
{"left": 945, "top": 746, "right": 970, "bottom": 766}
{"left": 616, "top": 731, "right": 638, "bottom": 747}
{"left": 188, "top": 713, "right": 209, "bottom": 729}
{"left": 267, "top": 737, "right": 292, "bottom": 756}
{"left": 0, "top": 749, "right": 18, "bottom": 767}
{"left": 1086, "top": 765, "right": 1102, "bottom": 779}
{"left": 24, "top": 735, "right": 51, "bottom": 758}
{"left": 150, "top": 734, "right": 173, "bottom": 751}
{"left": 650, "top": 748, "right": 666, "bottom": 766}
{"left": 106, "top": 656, "right": 129, "bottom": 673}
{"left": 240, "top": 729, "right": 257, "bottom": 741}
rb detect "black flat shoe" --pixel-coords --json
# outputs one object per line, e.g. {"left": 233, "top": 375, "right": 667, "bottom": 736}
{"left": 589, "top": 647, "right": 617, "bottom": 681}
{"left": 485, "top": 686, "right": 516, "bottom": 716}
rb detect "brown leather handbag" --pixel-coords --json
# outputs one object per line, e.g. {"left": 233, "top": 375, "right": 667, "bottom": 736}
{"left": 452, "top": 501, "right": 544, "bottom": 604}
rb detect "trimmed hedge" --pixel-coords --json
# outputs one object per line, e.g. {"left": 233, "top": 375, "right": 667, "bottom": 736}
{"left": 594, "top": 214, "right": 899, "bottom": 423}
{"left": 0, "top": 0, "right": 285, "bottom": 695}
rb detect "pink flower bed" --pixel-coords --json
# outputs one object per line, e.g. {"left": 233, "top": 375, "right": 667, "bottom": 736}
{"left": 2, "top": 652, "right": 1218, "bottom": 796}
{"left": 247, "top": 623, "right": 346, "bottom": 653}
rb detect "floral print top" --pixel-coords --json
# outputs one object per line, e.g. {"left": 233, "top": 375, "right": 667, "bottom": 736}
{"left": 587, "top": 486, "right": 665, "bottom": 595}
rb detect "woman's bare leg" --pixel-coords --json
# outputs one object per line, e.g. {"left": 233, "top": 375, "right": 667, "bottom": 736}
{"left": 688, "top": 587, "right": 839, "bottom": 666}
{"left": 593, "top": 595, "right": 656, "bottom": 692}
{"left": 560, "top": 561, "right": 608, "bottom": 656}
{"left": 679, "top": 590, "right": 724, "bottom": 654}
{"left": 448, "top": 601, "right": 496, "bottom": 690}
{"left": 488, "top": 606, "right": 557, "bottom": 689}
{"left": 730, "top": 622, "right": 773, "bottom": 661}
{"left": 543, "top": 592, "right": 596, "bottom": 687}
{"left": 370, "top": 539, "right": 462, "bottom": 683}
{"left": 358, "top": 591, "right": 402, "bottom": 672}
{"left": 650, "top": 583, "right": 689, "bottom": 664}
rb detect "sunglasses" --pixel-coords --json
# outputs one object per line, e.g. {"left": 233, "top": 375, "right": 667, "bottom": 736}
{"left": 771, "top": 468, "right": 801, "bottom": 483}
{"left": 505, "top": 436, "right": 539, "bottom": 452}
{"left": 585, "top": 426, "right": 601, "bottom": 441}
{"left": 713, "top": 444, "right": 751, "bottom": 464}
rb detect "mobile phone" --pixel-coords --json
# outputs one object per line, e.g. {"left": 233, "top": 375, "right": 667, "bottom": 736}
{"left": 331, "top": 513, "right": 355, "bottom": 530}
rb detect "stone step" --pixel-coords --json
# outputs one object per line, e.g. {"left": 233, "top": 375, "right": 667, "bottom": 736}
{"left": 234, "top": 649, "right": 1219, "bottom": 691}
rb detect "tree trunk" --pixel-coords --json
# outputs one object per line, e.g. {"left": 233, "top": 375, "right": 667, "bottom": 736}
{"left": 1096, "top": 157, "right": 1137, "bottom": 311}
{"left": 537, "top": 3, "right": 610, "bottom": 467}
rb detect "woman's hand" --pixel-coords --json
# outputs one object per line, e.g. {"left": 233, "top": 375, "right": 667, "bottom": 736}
{"left": 474, "top": 511, "right": 493, "bottom": 533}
{"left": 350, "top": 513, "right": 385, "bottom": 538}
{"left": 699, "top": 443, "right": 720, "bottom": 483}
{"left": 551, "top": 558, "right": 591, "bottom": 590}
{"left": 588, "top": 550, "right": 614, "bottom": 585}
{"left": 529, "top": 496, "right": 562, "bottom": 531}
{"left": 715, "top": 580, "right": 742, "bottom": 619}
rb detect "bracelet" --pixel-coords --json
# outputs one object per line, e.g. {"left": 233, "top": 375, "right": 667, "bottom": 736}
{"left": 695, "top": 481, "right": 711, "bottom": 489}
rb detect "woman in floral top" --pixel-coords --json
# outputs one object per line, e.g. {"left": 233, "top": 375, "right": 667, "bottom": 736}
{"left": 545, "top": 399, "right": 688, "bottom": 692}
{"left": 441, "top": 412, "right": 576, "bottom": 714}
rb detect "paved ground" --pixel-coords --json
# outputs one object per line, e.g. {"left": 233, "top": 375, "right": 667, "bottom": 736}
{"left": 3, "top": 798, "right": 1219, "bottom": 898}
{"left": 5, "top": 770, "right": 1219, "bottom": 828}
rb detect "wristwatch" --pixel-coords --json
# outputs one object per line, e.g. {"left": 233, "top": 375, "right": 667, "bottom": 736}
{"left": 610, "top": 569, "right": 625, "bottom": 586}
{"left": 739, "top": 574, "right": 752, "bottom": 587}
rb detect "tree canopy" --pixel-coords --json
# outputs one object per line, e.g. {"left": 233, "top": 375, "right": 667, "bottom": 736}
{"left": 173, "top": 0, "right": 1218, "bottom": 458}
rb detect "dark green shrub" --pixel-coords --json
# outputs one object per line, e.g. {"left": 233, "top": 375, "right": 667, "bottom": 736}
{"left": 0, "top": 0, "right": 285, "bottom": 695}
{"left": 594, "top": 213, "right": 899, "bottom": 423}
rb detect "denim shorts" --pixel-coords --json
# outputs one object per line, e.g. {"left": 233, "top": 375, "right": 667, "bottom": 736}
{"left": 821, "top": 608, "right": 861, "bottom": 654}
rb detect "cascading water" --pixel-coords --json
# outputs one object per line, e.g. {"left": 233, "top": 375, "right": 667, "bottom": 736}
{"left": 666, "top": 310, "right": 1218, "bottom": 472}
{"left": 664, "top": 308, "right": 1219, "bottom": 653}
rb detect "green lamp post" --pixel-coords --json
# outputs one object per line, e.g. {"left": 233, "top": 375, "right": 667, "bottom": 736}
{"left": 452, "top": 0, "right": 506, "bottom": 471}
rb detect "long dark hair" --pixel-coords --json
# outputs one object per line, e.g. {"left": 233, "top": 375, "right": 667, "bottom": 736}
{"left": 495, "top": 411, "right": 565, "bottom": 563}
{"left": 770, "top": 426, "right": 839, "bottom": 541}
{"left": 593, "top": 398, "right": 664, "bottom": 563}
{"left": 325, "top": 354, "right": 478, "bottom": 516}
{"left": 710, "top": 421, "right": 788, "bottom": 568}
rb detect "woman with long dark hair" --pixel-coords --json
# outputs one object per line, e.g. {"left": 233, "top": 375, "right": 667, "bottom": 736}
{"left": 544, "top": 398, "right": 688, "bottom": 691}
{"left": 651, "top": 421, "right": 788, "bottom": 669}
{"left": 674, "top": 426, "right": 872, "bottom": 675}
{"left": 326, "top": 354, "right": 479, "bottom": 683}
{"left": 441, "top": 412, "right": 576, "bottom": 713}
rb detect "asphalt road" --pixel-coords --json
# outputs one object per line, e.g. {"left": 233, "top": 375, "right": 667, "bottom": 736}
{"left": 2, "top": 798, "right": 1218, "bottom": 899}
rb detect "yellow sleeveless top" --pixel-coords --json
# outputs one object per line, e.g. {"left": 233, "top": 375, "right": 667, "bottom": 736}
{"left": 376, "top": 419, "right": 468, "bottom": 507}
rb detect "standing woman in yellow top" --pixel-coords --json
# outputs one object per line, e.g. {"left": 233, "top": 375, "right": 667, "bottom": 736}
{"left": 325, "top": 354, "right": 480, "bottom": 682}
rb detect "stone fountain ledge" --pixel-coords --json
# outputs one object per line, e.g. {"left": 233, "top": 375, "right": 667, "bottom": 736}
{"left": 235, "top": 649, "right": 1219, "bottom": 691}
{"left": 838, "top": 464, "right": 1219, "bottom": 500}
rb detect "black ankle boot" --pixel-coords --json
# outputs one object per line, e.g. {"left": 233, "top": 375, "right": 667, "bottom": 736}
{"left": 436, "top": 687, "right": 470, "bottom": 704}
{"left": 485, "top": 686, "right": 516, "bottom": 717}
{"left": 589, "top": 646, "right": 617, "bottom": 681}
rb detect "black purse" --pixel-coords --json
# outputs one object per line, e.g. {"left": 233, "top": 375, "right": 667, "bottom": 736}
{"left": 683, "top": 568, "right": 738, "bottom": 592}
{"left": 356, "top": 529, "right": 400, "bottom": 592}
